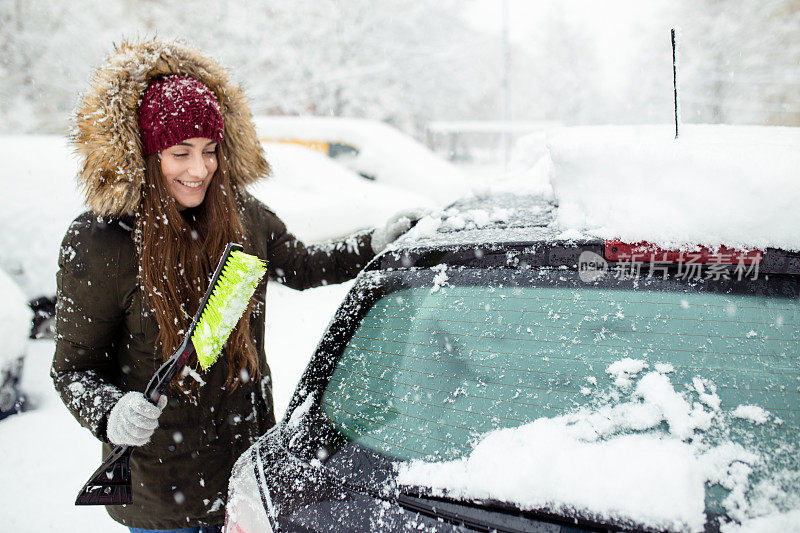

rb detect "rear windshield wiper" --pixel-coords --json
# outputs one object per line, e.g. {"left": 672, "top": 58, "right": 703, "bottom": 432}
{"left": 396, "top": 491, "right": 613, "bottom": 533}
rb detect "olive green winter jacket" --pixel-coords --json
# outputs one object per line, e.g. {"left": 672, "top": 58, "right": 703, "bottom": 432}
{"left": 51, "top": 192, "right": 374, "bottom": 529}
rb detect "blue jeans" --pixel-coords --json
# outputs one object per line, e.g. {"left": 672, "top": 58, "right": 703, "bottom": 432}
{"left": 128, "top": 526, "right": 222, "bottom": 533}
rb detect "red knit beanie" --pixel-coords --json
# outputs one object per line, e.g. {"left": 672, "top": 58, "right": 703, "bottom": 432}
{"left": 138, "top": 74, "right": 224, "bottom": 156}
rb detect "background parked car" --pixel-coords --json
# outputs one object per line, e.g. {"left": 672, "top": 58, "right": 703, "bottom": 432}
{"left": 0, "top": 268, "right": 32, "bottom": 420}
{"left": 254, "top": 116, "right": 469, "bottom": 206}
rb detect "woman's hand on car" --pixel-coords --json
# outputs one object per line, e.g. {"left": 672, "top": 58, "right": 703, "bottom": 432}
{"left": 371, "top": 208, "right": 432, "bottom": 254}
{"left": 107, "top": 391, "right": 167, "bottom": 446}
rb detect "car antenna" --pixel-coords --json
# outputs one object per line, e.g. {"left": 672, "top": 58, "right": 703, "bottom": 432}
{"left": 672, "top": 27, "right": 681, "bottom": 139}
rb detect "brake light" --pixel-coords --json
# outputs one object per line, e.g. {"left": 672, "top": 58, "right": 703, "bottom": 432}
{"left": 604, "top": 240, "right": 763, "bottom": 265}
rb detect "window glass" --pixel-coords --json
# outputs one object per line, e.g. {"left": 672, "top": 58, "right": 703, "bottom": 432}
{"left": 320, "top": 268, "right": 799, "bottom": 516}
{"left": 329, "top": 143, "right": 358, "bottom": 159}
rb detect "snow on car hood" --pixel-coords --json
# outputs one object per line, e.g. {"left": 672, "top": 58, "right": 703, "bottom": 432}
{"left": 397, "top": 361, "right": 796, "bottom": 532}
{"left": 545, "top": 124, "right": 800, "bottom": 251}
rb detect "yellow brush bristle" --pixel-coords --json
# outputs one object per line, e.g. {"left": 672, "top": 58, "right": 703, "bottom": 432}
{"left": 192, "top": 250, "right": 267, "bottom": 370}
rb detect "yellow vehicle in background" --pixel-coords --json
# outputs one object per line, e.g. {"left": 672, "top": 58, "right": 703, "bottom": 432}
{"left": 257, "top": 138, "right": 359, "bottom": 161}
{"left": 254, "top": 116, "right": 466, "bottom": 205}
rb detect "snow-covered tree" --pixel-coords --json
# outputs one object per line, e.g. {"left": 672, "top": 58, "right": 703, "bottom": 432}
{"left": 673, "top": 0, "right": 800, "bottom": 126}
{"left": 2, "top": 0, "right": 797, "bottom": 134}
{"left": 0, "top": 0, "right": 503, "bottom": 136}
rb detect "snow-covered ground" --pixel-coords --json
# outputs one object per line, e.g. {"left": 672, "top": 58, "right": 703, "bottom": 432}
{"left": 263, "top": 281, "right": 354, "bottom": 418}
{"left": 1, "top": 339, "right": 128, "bottom": 531}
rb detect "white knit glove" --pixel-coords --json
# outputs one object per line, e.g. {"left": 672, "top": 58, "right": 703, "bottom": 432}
{"left": 106, "top": 391, "right": 167, "bottom": 447}
{"left": 371, "top": 208, "right": 431, "bottom": 254}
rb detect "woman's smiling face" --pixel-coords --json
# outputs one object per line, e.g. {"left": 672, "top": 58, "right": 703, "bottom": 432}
{"left": 160, "top": 137, "right": 218, "bottom": 210}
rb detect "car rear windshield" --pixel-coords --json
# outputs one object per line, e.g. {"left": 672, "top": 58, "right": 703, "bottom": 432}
{"left": 313, "top": 266, "right": 799, "bottom": 523}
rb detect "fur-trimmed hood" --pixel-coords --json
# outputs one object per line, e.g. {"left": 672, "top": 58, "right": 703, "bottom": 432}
{"left": 72, "top": 38, "right": 269, "bottom": 216}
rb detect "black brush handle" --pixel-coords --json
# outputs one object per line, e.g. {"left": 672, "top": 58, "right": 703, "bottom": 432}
{"left": 75, "top": 445, "right": 133, "bottom": 505}
{"left": 143, "top": 340, "right": 195, "bottom": 405}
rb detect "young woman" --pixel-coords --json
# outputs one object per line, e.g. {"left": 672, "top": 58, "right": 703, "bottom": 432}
{"left": 52, "top": 39, "right": 413, "bottom": 532}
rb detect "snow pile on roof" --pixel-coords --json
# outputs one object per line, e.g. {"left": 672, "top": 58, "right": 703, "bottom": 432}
{"left": 392, "top": 193, "right": 557, "bottom": 249}
{"left": 249, "top": 143, "right": 435, "bottom": 242}
{"left": 486, "top": 130, "right": 555, "bottom": 199}
{"left": 0, "top": 269, "right": 31, "bottom": 364}
{"left": 253, "top": 116, "right": 468, "bottom": 205}
{"left": 397, "top": 361, "right": 794, "bottom": 532}
{"left": 545, "top": 125, "right": 800, "bottom": 251}
{"left": 0, "top": 136, "right": 86, "bottom": 296}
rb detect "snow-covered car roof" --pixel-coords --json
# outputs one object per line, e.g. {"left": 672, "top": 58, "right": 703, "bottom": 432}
{"left": 392, "top": 192, "right": 560, "bottom": 250}
{"left": 398, "top": 124, "right": 800, "bottom": 253}
{"left": 542, "top": 124, "right": 800, "bottom": 251}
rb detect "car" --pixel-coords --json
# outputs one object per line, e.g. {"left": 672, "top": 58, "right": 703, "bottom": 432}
{"left": 225, "top": 125, "right": 800, "bottom": 532}
{"left": 224, "top": 194, "right": 800, "bottom": 532}
{"left": 0, "top": 268, "right": 32, "bottom": 421}
{"left": 253, "top": 116, "right": 469, "bottom": 206}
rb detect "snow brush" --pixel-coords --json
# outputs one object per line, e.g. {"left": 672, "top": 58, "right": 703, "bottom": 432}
{"left": 75, "top": 243, "right": 267, "bottom": 506}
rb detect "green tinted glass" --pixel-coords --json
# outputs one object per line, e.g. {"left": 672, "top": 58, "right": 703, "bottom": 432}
{"left": 321, "top": 275, "right": 799, "bottom": 506}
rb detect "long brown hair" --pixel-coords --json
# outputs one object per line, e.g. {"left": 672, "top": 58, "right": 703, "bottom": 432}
{"left": 135, "top": 145, "right": 259, "bottom": 394}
